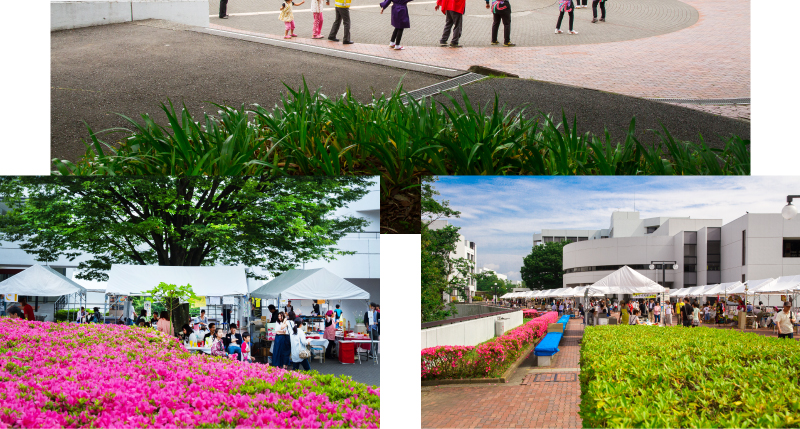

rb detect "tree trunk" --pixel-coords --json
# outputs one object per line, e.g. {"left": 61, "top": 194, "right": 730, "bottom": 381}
{"left": 166, "top": 298, "right": 191, "bottom": 337}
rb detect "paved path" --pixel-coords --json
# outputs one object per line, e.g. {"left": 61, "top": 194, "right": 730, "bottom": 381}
{"left": 421, "top": 319, "right": 583, "bottom": 428}
{"left": 211, "top": 0, "right": 749, "bottom": 99}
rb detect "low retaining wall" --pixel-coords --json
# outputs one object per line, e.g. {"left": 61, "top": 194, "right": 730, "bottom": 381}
{"left": 51, "top": 0, "right": 209, "bottom": 31}
{"left": 421, "top": 309, "right": 523, "bottom": 349}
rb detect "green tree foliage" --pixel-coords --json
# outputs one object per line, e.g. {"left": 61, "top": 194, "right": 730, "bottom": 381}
{"left": 421, "top": 177, "right": 473, "bottom": 323}
{"left": 474, "top": 271, "right": 511, "bottom": 297}
{"left": 0, "top": 177, "right": 370, "bottom": 280}
{"left": 145, "top": 282, "right": 197, "bottom": 337}
{"left": 520, "top": 241, "right": 569, "bottom": 290}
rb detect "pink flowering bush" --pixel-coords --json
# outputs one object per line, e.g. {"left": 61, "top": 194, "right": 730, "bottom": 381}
{"left": 0, "top": 319, "right": 379, "bottom": 428}
{"left": 421, "top": 311, "right": 558, "bottom": 380}
{"left": 522, "top": 309, "right": 539, "bottom": 318}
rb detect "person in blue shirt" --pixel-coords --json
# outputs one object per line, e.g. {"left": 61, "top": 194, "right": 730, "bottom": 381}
{"left": 334, "top": 304, "right": 343, "bottom": 321}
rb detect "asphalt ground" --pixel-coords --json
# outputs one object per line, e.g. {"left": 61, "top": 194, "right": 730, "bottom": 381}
{"left": 208, "top": 0, "right": 698, "bottom": 47}
{"left": 51, "top": 21, "right": 445, "bottom": 162}
{"left": 430, "top": 78, "right": 750, "bottom": 148}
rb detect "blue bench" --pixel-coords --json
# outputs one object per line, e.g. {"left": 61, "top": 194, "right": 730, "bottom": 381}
{"left": 557, "top": 315, "right": 570, "bottom": 330}
{"left": 534, "top": 332, "right": 563, "bottom": 357}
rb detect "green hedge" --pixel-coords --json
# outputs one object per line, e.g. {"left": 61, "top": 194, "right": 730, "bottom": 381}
{"left": 580, "top": 326, "right": 800, "bottom": 428}
{"left": 55, "top": 309, "right": 80, "bottom": 322}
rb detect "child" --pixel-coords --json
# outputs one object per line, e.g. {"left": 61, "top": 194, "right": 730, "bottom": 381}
{"left": 280, "top": 0, "right": 305, "bottom": 39}
{"left": 591, "top": 0, "right": 605, "bottom": 23}
{"left": 435, "top": 0, "right": 466, "bottom": 48}
{"left": 241, "top": 332, "right": 254, "bottom": 362}
{"left": 310, "top": 0, "right": 325, "bottom": 38}
{"left": 380, "top": 0, "right": 413, "bottom": 50}
{"left": 555, "top": 0, "right": 577, "bottom": 34}
{"left": 487, "top": 0, "right": 514, "bottom": 47}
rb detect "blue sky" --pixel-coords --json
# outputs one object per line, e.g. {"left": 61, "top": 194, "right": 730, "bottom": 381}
{"left": 431, "top": 177, "right": 800, "bottom": 281}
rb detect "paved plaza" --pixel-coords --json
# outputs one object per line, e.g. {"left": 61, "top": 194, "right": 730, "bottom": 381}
{"left": 421, "top": 319, "right": 584, "bottom": 428}
{"left": 210, "top": 0, "right": 749, "bottom": 100}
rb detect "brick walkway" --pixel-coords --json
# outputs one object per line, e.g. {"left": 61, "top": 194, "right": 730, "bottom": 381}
{"left": 209, "top": 0, "right": 749, "bottom": 99}
{"left": 421, "top": 319, "right": 583, "bottom": 428}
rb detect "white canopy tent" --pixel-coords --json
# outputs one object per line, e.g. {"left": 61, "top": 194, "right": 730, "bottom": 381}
{"left": 570, "top": 286, "right": 605, "bottom": 298}
{"left": 748, "top": 275, "right": 800, "bottom": 295}
{"left": 0, "top": 264, "right": 87, "bottom": 296}
{"left": 585, "top": 266, "right": 666, "bottom": 295}
{"left": 249, "top": 268, "right": 369, "bottom": 300}
{"left": 701, "top": 281, "right": 744, "bottom": 297}
{"left": 105, "top": 265, "right": 249, "bottom": 296}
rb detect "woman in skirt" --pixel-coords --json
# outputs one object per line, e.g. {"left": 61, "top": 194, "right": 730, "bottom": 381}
{"left": 271, "top": 312, "right": 292, "bottom": 368}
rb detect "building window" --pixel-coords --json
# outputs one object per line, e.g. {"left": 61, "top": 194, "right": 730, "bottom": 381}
{"left": 646, "top": 226, "right": 658, "bottom": 234}
{"left": 784, "top": 239, "right": 800, "bottom": 257}
{"left": 742, "top": 230, "right": 746, "bottom": 265}
{"left": 601, "top": 236, "right": 608, "bottom": 239}
{"left": 544, "top": 236, "right": 554, "bottom": 243}
{"left": 554, "top": 237, "right": 565, "bottom": 242}
{"left": 742, "top": 274, "right": 745, "bottom": 283}
{"left": 578, "top": 237, "right": 588, "bottom": 241}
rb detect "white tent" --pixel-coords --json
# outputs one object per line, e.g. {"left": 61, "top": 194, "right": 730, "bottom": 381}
{"left": 71, "top": 276, "right": 107, "bottom": 294}
{"left": 249, "top": 268, "right": 369, "bottom": 300}
{"left": 585, "top": 266, "right": 666, "bottom": 295}
{"left": 700, "top": 281, "right": 741, "bottom": 297}
{"left": 105, "top": 265, "right": 249, "bottom": 296}
{"left": 571, "top": 286, "right": 605, "bottom": 298}
{"left": 685, "top": 285, "right": 715, "bottom": 297}
{"left": 0, "top": 264, "right": 87, "bottom": 296}
{"left": 749, "top": 275, "right": 800, "bottom": 295}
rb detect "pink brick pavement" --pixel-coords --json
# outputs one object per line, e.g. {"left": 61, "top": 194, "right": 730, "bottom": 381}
{"left": 211, "top": 0, "right": 749, "bottom": 100}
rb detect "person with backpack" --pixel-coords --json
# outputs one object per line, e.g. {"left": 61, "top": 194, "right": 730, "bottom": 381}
{"left": 555, "top": 0, "right": 577, "bottom": 35}
{"left": 682, "top": 298, "right": 694, "bottom": 328}
{"left": 774, "top": 302, "right": 797, "bottom": 339}
{"left": 486, "top": 0, "right": 515, "bottom": 47}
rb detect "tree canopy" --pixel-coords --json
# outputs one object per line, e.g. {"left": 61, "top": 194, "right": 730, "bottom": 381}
{"left": 520, "top": 241, "right": 569, "bottom": 290}
{"left": 0, "top": 177, "right": 370, "bottom": 280}
{"left": 421, "top": 177, "right": 472, "bottom": 323}
{"left": 474, "top": 271, "right": 512, "bottom": 297}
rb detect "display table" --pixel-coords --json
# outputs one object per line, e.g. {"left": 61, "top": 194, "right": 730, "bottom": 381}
{"left": 185, "top": 346, "right": 212, "bottom": 354}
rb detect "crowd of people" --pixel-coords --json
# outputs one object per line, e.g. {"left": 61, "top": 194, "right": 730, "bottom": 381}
{"left": 216, "top": 0, "right": 609, "bottom": 49}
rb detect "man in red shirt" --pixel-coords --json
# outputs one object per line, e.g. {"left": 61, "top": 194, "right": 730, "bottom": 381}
{"left": 435, "top": 0, "right": 466, "bottom": 48}
{"left": 19, "top": 297, "right": 35, "bottom": 321}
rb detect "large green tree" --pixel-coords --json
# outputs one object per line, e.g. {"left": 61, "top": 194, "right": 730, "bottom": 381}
{"left": 520, "top": 241, "right": 569, "bottom": 290}
{"left": 421, "top": 177, "right": 473, "bottom": 323}
{"left": 474, "top": 271, "right": 511, "bottom": 297}
{"left": 0, "top": 177, "right": 370, "bottom": 280}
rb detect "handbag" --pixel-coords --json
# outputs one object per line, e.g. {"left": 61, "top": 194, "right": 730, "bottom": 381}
{"left": 299, "top": 346, "right": 311, "bottom": 360}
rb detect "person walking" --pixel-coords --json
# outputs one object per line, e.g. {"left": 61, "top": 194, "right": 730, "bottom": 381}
{"left": 664, "top": 302, "right": 672, "bottom": 326}
{"left": 219, "top": 0, "right": 230, "bottom": 19}
{"left": 327, "top": 0, "right": 355, "bottom": 44}
{"left": 555, "top": 0, "right": 577, "bottom": 34}
{"left": 323, "top": 310, "right": 337, "bottom": 359}
{"left": 367, "top": 302, "right": 380, "bottom": 358}
{"left": 620, "top": 300, "right": 630, "bottom": 325}
{"left": 682, "top": 298, "right": 694, "bottom": 328}
{"left": 290, "top": 318, "right": 312, "bottom": 370}
{"left": 380, "top": 0, "right": 413, "bottom": 50}
{"left": 310, "top": 0, "right": 325, "bottom": 38}
{"left": 653, "top": 301, "right": 661, "bottom": 324}
{"left": 590, "top": 0, "right": 605, "bottom": 23}
{"left": 574, "top": 0, "right": 586, "bottom": 8}
{"left": 280, "top": 0, "right": 305, "bottom": 39}
{"left": 487, "top": 0, "right": 514, "bottom": 46}
{"left": 774, "top": 302, "right": 797, "bottom": 339}
{"left": 435, "top": 0, "right": 466, "bottom": 47}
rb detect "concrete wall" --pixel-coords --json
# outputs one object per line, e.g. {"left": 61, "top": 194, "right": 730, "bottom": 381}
{"left": 421, "top": 310, "right": 523, "bottom": 349}
{"left": 51, "top": 0, "right": 209, "bottom": 31}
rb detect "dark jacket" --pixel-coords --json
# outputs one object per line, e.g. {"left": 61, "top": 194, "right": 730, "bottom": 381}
{"left": 269, "top": 311, "right": 279, "bottom": 324}
{"left": 224, "top": 333, "right": 243, "bottom": 349}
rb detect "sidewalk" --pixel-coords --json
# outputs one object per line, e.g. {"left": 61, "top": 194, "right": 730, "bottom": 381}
{"left": 421, "top": 319, "right": 584, "bottom": 428}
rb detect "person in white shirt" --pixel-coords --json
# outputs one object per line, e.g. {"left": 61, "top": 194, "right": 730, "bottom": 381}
{"left": 703, "top": 304, "right": 710, "bottom": 323}
{"left": 774, "top": 303, "right": 797, "bottom": 339}
{"left": 664, "top": 303, "right": 673, "bottom": 326}
{"left": 76, "top": 307, "right": 88, "bottom": 324}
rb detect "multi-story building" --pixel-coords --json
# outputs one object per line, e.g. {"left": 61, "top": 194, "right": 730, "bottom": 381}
{"left": 478, "top": 267, "right": 507, "bottom": 281}
{"left": 428, "top": 220, "right": 477, "bottom": 302}
{"left": 533, "top": 211, "right": 800, "bottom": 292}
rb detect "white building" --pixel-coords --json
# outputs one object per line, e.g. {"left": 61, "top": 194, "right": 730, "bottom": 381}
{"left": 428, "top": 220, "right": 477, "bottom": 302}
{"left": 0, "top": 178, "right": 380, "bottom": 320}
{"left": 533, "top": 211, "right": 800, "bottom": 293}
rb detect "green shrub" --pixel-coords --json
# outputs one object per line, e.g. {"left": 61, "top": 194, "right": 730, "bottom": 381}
{"left": 55, "top": 309, "right": 80, "bottom": 322}
{"left": 472, "top": 296, "right": 484, "bottom": 302}
{"left": 53, "top": 82, "right": 749, "bottom": 183}
{"left": 580, "top": 326, "right": 800, "bottom": 428}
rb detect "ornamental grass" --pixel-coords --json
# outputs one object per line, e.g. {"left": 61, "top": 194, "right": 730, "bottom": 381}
{"left": 580, "top": 325, "right": 800, "bottom": 428}
{"left": 52, "top": 81, "right": 750, "bottom": 233}
{"left": 421, "top": 311, "right": 558, "bottom": 380}
{"left": 0, "top": 319, "right": 379, "bottom": 428}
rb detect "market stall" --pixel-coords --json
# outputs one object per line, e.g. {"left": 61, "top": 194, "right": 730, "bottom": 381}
{"left": 0, "top": 264, "right": 88, "bottom": 321}
{"left": 584, "top": 266, "right": 666, "bottom": 326}
{"left": 249, "top": 268, "right": 375, "bottom": 364}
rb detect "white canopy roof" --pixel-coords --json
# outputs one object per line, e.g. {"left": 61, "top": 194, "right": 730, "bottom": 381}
{"left": 697, "top": 281, "right": 733, "bottom": 297}
{"left": 499, "top": 293, "right": 513, "bottom": 299}
{"left": 249, "top": 268, "right": 369, "bottom": 300}
{"left": 749, "top": 275, "right": 800, "bottom": 294}
{"left": 105, "top": 265, "right": 248, "bottom": 296}
{"left": 571, "top": 286, "right": 605, "bottom": 298}
{"left": 0, "top": 265, "right": 87, "bottom": 296}
{"left": 585, "top": 266, "right": 665, "bottom": 295}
